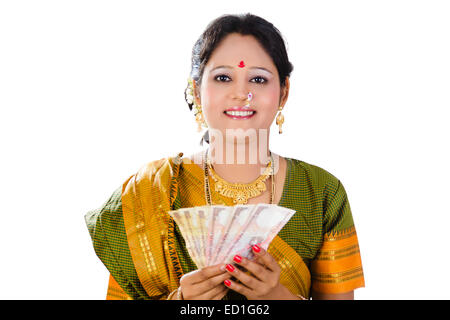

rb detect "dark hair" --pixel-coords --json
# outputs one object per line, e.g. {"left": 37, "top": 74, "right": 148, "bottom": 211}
{"left": 184, "top": 13, "right": 294, "bottom": 145}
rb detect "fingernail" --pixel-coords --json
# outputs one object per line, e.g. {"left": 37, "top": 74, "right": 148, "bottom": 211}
{"left": 225, "top": 264, "right": 235, "bottom": 272}
{"left": 224, "top": 279, "right": 231, "bottom": 287}
{"left": 233, "top": 255, "right": 242, "bottom": 263}
{"left": 252, "top": 244, "right": 261, "bottom": 253}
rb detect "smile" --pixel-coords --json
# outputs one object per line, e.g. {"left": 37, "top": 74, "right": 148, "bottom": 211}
{"left": 224, "top": 110, "right": 256, "bottom": 119}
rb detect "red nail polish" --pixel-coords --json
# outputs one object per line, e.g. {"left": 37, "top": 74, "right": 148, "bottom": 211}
{"left": 225, "top": 264, "right": 235, "bottom": 272}
{"left": 252, "top": 244, "right": 261, "bottom": 252}
{"left": 233, "top": 255, "right": 242, "bottom": 263}
{"left": 224, "top": 279, "right": 231, "bottom": 286}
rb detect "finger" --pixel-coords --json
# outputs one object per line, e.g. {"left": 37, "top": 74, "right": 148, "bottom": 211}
{"left": 251, "top": 244, "right": 280, "bottom": 273}
{"left": 185, "top": 263, "right": 228, "bottom": 285}
{"left": 197, "top": 280, "right": 229, "bottom": 300}
{"left": 223, "top": 279, "right": 253, "bottom": 298}
{"left": 192, "top": 270, "right": 231, "bottom": 296}
{"left": 233, "top": 255, "right": 271, "bottom": 281}
{"left": 224, "top": 262, "right": 264, "bottom": 291}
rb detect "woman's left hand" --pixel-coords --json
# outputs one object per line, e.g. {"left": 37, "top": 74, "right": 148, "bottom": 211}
{"left": 222, "top": 244, "right": 291, "bottom": 300}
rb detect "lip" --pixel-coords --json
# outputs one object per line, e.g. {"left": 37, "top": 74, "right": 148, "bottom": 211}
{"left": 224, "top": 106, "right": 256, "bottom": 112}
{"left": 223, "top": 108, "right": 256, "bottom": 119}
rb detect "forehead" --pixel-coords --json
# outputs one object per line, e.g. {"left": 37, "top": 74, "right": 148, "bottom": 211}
{"left": 205, "top": 33, "right": 276, "bottom": 72}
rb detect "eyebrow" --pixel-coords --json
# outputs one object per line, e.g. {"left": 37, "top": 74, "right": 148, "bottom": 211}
{"left": 210, "top": 65, "right": 273, "bottom": 74}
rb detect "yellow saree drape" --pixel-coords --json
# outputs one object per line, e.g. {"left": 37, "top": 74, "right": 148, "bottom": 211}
{"left": 106, "top": 152, "right": 311, "bottom": 299}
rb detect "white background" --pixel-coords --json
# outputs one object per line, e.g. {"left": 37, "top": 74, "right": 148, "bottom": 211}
{"left": 1, "top": 0, "right": 449, "bottom": 299}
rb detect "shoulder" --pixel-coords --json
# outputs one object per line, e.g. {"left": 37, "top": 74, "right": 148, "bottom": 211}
{"left": 287, "top": 157, "right": 355, "bottom": 234}
{"left": 287, "top": 157, "right": 342, "bottom": 195}
{"left": 86, "top": 152, "right": 184, "bottom": 237}
{"left": 130, "top": 152, "right": 184, "bottom": 184}
{"left": 118, "top": 152, "right": 184, "bottom": 208}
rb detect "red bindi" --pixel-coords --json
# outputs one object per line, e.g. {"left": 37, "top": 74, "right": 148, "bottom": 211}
{"left": 238, "top": 60, "right": 245, "bottom": 68}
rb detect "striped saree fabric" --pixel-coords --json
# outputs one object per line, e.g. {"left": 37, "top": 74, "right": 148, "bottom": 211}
{"left": 85, "top": 152, "right": 364, "bottom": 300}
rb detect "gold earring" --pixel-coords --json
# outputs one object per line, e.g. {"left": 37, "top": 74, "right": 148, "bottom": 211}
{"left": 186, "top": 78, "right": 208, "bottom": 132}
{"left": 194, "top": 104, "right": 208, "bottom": 132}
{"left": 276, "top": 106, "right": 285, "bottom": 134}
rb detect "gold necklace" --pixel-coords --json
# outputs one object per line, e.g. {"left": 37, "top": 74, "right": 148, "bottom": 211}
{"left": 203, "top": 149, "right": 275, "bottom": 205}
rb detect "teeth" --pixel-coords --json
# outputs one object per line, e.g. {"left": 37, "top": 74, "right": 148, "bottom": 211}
{"left": 225, "top": 111, "right": 255, "bottom": 116}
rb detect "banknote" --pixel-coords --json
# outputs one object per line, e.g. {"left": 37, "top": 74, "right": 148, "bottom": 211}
{"left": 193, "top": 206, "right": 209, "bottom": 268}
{"left": 223, "top": 204, "right": 276, "bottom": 263}
{"left": 206, "top": 205, "right": 228, "bottom": 266}
{"left": 220, "top": 205, "right": 259, "bottom": 264}
{"left": 168, "top": 210, "right": 197, "bottom": 264}
{"left": 258, "top": 204, "right": 296, "bottom": 249}
{"left": 208, "top": 205, "right": 234, "bottom": 265}
{"left": 170, "top": 209, "right": 202, "bottom": 268}
{"left": 212, "top": 205, "right": 250, "bottom": 265}
{"left": 167, "top": 204, "right": 296, "bottom": 268}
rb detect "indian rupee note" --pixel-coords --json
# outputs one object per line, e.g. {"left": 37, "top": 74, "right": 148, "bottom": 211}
{"left": 208, "top": 205, "right": 233, "bottom": 265}
{"left": 194, "top": 206, "right": 209, "bottom": 268}
{"left": 227, "top": 204, "right": 295, "bottom": 263}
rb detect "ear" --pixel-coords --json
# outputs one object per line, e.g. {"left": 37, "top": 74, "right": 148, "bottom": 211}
{"left": 192, "top": 79, "right": 201, "bottom": 106}
{"left": 279, "top": 77, "right": 290, "bottom": 108}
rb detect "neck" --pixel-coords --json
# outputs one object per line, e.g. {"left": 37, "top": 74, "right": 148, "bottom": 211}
{"left": 206, "top": 130, "right": 278, "bottom": 183}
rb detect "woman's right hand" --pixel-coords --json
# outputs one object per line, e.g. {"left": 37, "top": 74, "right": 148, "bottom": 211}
{"left": 179, "top": 263, "right": 231, "bottom": 300}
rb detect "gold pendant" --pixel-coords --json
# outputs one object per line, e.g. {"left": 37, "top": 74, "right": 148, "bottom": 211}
{"left": 207, "top": 157, "right": 273, "bottom": 205}
{"left": 214, "top": 180, "right": 268, "bottom": 204}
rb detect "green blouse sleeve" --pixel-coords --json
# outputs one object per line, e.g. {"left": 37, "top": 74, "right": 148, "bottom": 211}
{"left": 311, "top": 177, "right": 365, "bottom": 293}
{"left": 84, "top": 186, "right": 149, "bottom": 299}
{"left": 322, "top": 178, "right": 355, "bottom": 235}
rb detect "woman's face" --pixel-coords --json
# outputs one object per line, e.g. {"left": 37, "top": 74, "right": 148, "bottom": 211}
{"left": 194, "top": 33, "right": 289, "bottom": 140}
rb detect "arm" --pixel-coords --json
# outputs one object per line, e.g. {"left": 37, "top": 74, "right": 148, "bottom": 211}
{"left": 310, "top": 179, "right": 365, "bottom": 298}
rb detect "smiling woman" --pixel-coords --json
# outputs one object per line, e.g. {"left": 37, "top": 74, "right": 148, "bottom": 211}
{"left": 193, "top": 33, "right": 284, "bottom": 140}
{"left": 185, "top": 14, "right": 293, "bottom": 146}
{"left": 85, "top": 13, "right": 365, "bottom": 301}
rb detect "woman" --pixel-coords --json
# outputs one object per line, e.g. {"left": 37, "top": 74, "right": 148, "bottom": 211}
{"left": 85, "top": 13, "right": 365, "bottom": 300}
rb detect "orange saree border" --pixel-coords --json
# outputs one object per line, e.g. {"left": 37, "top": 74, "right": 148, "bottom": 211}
{"left": 106, "top": 274, "right": 132, "bottom": 300}
{"left": 311, "top": 226, "right": 365, "bottom": 294}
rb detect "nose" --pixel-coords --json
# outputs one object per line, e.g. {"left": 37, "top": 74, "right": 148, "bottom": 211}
{"left": 231, "top": 85, "right": 250, "bottom": 104}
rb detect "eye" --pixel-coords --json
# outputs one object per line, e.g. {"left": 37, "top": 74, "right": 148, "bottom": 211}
{"left": 214, "top": 74, "right": 231, "bottom": 82}
{"left": 251, "top": 76, "right": 267, "bottom": 84}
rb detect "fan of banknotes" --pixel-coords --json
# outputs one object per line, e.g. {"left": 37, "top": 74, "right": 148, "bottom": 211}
{"left": 168, "top": 204, "right": 296, "bottom": 268}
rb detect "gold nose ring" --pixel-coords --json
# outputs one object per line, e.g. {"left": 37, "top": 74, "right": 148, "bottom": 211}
{"left": 245, "top": 92, "right": 253, "bottom": 106}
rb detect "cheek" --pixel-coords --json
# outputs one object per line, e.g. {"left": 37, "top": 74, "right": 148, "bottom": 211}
{"left": 257, "top": 84, "right": 280, "bottom": 115}
{"left": 203, "top": 85, "right": 226, "bottom": 110}
{"left": 265, "top": 85, "right": 280, "bottom": 106}
{"left": 201, "top": 85, "right": 225, "bottom": 121}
